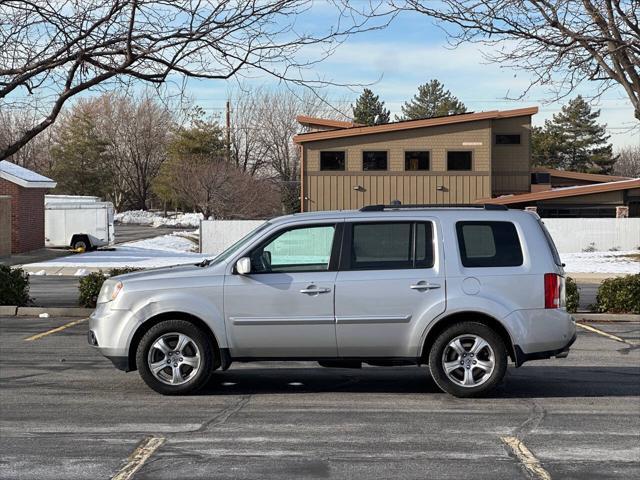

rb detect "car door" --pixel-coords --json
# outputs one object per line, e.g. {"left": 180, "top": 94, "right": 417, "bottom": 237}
{"left": 334, "top": 219, "right": 446, "bottom": 358}
{"left": 224, "top": 221, "right": 342, "bottom": 358}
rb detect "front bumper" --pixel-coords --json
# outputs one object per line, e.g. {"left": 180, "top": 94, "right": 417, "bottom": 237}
{"left": 88, "top": 303, "right": 138, "bottom": 371}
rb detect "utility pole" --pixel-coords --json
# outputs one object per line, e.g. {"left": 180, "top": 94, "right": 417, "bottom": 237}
{"left": 225, "top": 99, "right": 231, "bottom": 163}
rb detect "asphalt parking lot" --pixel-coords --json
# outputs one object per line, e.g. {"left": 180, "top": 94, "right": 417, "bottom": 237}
{"left": 0, "top": 317, "right": 638, "bottom": 480}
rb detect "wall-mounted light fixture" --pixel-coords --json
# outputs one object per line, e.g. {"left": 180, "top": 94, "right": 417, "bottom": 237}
{"left": 436, "top": 185, "right": 447, "bottom": 192}
{"left": 353, "top": 185, "right": 366, "bottom": 192}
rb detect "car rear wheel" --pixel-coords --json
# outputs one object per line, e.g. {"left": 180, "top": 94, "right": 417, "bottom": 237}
{"left": 428, "top": 322, "right": 507, "bottom": 397}
{"left": 136, "top": 320, "right": 216, "bottom": 395}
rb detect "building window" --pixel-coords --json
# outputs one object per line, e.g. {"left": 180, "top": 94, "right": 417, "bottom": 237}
{"left": 495, "top": 134, "right": 521, "bottom": 145}
{"left": 363, "top": 151, "right": 388, "bottom": 171}
{"left": 405, "top": 151, "right": 430, "bottom": 171}
{"left": 320, "top": 151, "right": 345, "bottom": 171}
{"left": 531, "top": 172, "right": 551, "bottom": 185}
{"left": 447, "top": 151, "right": 472, "bottom": 171}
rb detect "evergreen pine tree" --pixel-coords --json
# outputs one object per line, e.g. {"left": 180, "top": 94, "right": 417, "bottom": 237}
{"left": 543, "top": 96, "right": 616, "bottom": 173}
{"left": 50, "top": 109, "right": 111, "bottom": 197}
{"left": 351, "top": 88, "right": 390, "bottom": 126}
{"left": 398, "top": 80, "right": 466, "bottom": 120}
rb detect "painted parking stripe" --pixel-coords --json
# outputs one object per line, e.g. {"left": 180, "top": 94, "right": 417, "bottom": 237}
{"left": 501, "top": 436, "right": 551, "bottom": 480}
{"left": 23, "top": 318, "right": 88, "bottom": 342}
{"left": 111, "top": 436, "right": 165, "bottom": 480}
{"left": 576, "top": 322, "right": 631, "bottom": 344}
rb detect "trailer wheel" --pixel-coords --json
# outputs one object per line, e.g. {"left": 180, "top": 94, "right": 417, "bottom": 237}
{"left": 71, "top": 234, "right": 92, "bottom": 252}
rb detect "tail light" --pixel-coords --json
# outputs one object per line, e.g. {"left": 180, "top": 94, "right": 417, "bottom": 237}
{"left": 544, "top": 273, "right": 561, "bottom": 309}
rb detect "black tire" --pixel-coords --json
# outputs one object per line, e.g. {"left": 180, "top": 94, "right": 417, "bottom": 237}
{"left": 136, "top": 319, "right": 216, "bottom": 395}
{"left": 71, "top": 235, "right": 91, "bottom": 251}
{"left": 428, "top": 321, "right": 507, "bottom": 398}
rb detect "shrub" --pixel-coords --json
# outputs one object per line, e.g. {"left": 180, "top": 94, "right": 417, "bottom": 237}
{"left": 594, "top": 274, "right": 640, "bottom": 314}
{"left": 78, "top": 267, "right": 141, "bottom": 308}
{"left": 565, "top": 276, "right": 579, "bottom": 313}
{"left": 0, "top": 266, "right": 30, "bottom": 306}
{"left": 582, "top": 242, "right": 597, "bottom": 252}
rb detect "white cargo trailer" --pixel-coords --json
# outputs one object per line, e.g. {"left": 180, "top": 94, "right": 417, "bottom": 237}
{"left": 44, "top": 195, "right": 115, "bottom": 250}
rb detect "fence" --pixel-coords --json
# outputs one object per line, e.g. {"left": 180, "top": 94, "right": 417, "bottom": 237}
{"left": 200, "top": 218, "right": 640, "bottom": 256}
{"left": 541, "top": 218, "right": 640, "bottom": 253}
{"left": 200, "top": 220, "right": 265, "bottom": 255}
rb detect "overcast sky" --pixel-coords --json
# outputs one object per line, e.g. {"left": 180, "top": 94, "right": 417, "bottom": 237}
{"left": 181, "top": 7, "right": 638, "bottom": 150}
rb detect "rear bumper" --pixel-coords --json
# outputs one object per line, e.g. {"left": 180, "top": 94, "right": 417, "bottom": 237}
{"left": 514, "top": 332, "right": 577, "bottom": 367}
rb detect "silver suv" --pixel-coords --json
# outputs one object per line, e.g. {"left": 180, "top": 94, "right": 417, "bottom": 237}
{"left": 89, "top": 204, "right": 576, "bottom": 397}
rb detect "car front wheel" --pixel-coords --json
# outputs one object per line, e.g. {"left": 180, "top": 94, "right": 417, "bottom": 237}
{"left": 136, "top": 320, "right": 216, "bottom": 395}
{"left": 428, "top": 322, "right": 507, "bottom": 397}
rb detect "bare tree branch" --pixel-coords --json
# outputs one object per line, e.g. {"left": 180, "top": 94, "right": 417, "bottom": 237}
{"left": 0, "top": 0, "right": 395, "bottom": 159}
{"left": 394, "top": 0, "right": 640, "bottom": 120}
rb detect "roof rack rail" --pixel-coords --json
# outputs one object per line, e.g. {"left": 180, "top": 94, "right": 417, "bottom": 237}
{"left": 359, "top": 203, "right": 508, "bottom": 212}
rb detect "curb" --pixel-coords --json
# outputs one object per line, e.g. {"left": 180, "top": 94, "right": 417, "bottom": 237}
{"left": 15, "top": 307, "right": 94, "bottom": 317}
{"left": 575, "top": 313, "right": 640, "bottom": 322}
{"left": 0, "top": 306, "right": 17, "bottom": 316}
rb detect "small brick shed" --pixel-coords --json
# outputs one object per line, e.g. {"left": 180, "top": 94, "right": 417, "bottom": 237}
{"left": 0, "top": 160, "right": 57, "bottom": 254}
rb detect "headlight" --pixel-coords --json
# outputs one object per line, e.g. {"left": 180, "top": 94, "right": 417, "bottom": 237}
{"left": 97, "top": 280, "right": 124, "bottom": 304}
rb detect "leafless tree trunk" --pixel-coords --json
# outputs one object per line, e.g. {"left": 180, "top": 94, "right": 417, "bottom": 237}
{"left": 395, "top": 0, "right": 640, "bottom": 120}
{"left": 247, "top": 88, "right": 348, "bottom": 212}
{"left": 0, "top": 0, "right": 394, "bottom": 159}
{"left": 97, "top": 94, "right": 173, "bottom": 210}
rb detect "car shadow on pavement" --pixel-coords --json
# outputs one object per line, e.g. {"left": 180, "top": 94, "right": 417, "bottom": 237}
{"left": 196, "top": 365, "right": 640, "bottom": 398}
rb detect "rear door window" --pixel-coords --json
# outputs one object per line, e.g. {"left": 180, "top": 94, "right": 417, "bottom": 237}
{"left": 456, "top": 221, "right": 523, "bottom": 267}
{"left": 348, "top": 222, "right": 434, "bottom": 270}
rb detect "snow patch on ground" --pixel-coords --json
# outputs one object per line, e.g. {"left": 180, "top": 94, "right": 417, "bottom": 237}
{"left": 121, "top": 231, "right": 199, "bottom": 253}
{"left": 21, "top": 230, "right": 204, "bottom": 271}
{"left": 562, "top": 251, "right": 640, "bottom": 274}
{"left": 115, "top": 210, "right": 204, "bottom": 228}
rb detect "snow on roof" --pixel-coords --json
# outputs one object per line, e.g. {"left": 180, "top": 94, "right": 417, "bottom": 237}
{"left": 0, "top": 160, "right": 57, "bottom": 189}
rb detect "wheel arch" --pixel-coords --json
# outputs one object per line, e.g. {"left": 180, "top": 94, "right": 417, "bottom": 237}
{"left": 128, "top": 311, "right": 221, "bottom": 372}
{"left": 70, "top": 233, "right": 91, "bottom": 249}
{"left": 420, "top": 311, "right": 516, "bottom": 364}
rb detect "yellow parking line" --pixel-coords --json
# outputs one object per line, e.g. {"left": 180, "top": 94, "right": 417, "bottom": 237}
{"left": 111, "top": 436, "right": 166, "bottom": 480}
{"left": 576, "top": 322, "right": 629, "bottom": 344}
{"left": 24, "top": 318, "right": 88, "bottom": 342}
{"left": 501, "top": 436, "right": 551, "bottom": 480}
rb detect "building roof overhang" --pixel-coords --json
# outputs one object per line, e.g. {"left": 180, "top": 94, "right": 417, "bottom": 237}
{"left": 0, "top": 160, "right": 57, "bottom": 189}
{"left": 478, "top": 178, "right": 640, "bottom": 205}
{"left": 293, "top": 107, "right": 539, "bottom": 144}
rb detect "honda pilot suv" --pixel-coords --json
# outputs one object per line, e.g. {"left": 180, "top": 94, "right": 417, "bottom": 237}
{"left": 89, "top": 204, "right": 576, "bottom": 397}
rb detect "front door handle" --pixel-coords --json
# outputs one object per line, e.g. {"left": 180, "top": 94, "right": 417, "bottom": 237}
{"left": 410, "top": 281, "right": 441, "bottom": 291}
{"left": 300, "top": 286, "right": 331, "bottom": 294}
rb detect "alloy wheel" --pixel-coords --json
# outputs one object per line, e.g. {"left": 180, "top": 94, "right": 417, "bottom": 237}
{"left": 147, "top": 332, "right": 201, "bottom": 386}
{"left": 441, "top": 334, "right": 495, "bottom": 388}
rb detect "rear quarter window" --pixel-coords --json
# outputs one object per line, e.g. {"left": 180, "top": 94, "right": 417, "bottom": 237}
{"left": 456, "top": 221, "right": 523, "bottom": 267}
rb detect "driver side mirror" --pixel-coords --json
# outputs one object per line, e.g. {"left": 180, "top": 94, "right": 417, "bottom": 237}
{"left": 236, "top": 257, "right": 251, "bottom": 275}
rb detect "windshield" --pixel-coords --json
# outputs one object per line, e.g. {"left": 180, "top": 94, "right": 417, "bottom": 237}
{"left": 205, "top": 221, "right": 271, "bottom": 267}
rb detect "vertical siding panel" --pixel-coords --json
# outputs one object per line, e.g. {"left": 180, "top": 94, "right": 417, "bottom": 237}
{"left": 323, "top": 176, "right": 331, "bottom": 211}
{"left": 462, "top": 177, "right": 472, "bottom": 203}
{"left": 390, "top": 175, "right": 397, "bottom": 204}
{"left": 443, "top": 176, "right": 450, "bottom": 204}
{"left": 337, "top": 176, "right": 344, "bottom": 210}
{"left": 311, "top": 176, "right": 317, "bottom": 211}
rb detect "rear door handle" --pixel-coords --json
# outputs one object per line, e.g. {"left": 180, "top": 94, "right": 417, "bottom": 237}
{"left": 300, "top": 286, "right": 331, "bottom": 294}
{"left": 410, "top": 282, "right": 441, "bottom": 290}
